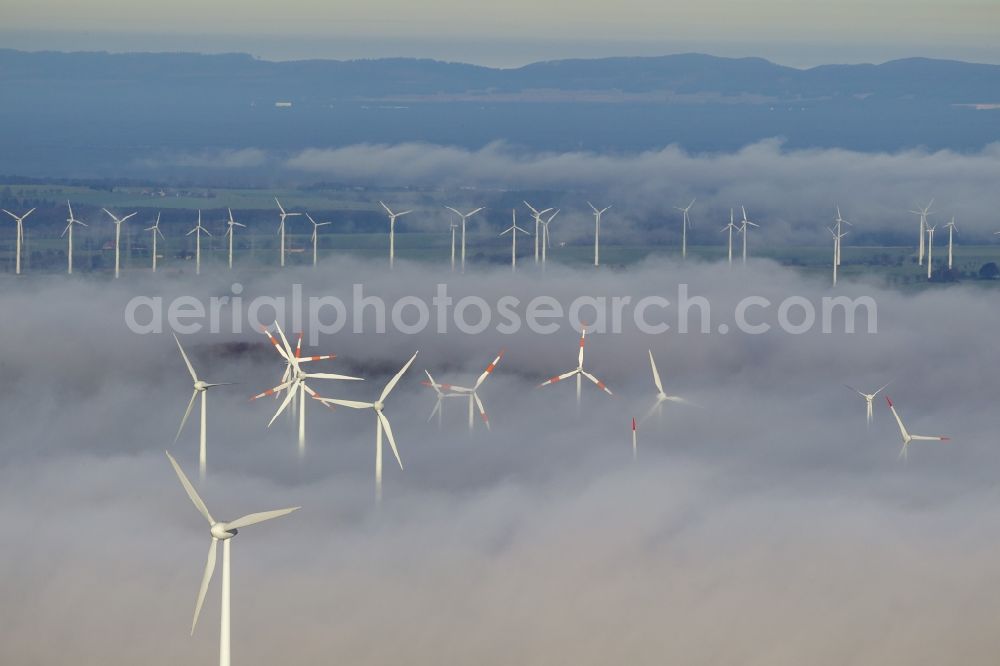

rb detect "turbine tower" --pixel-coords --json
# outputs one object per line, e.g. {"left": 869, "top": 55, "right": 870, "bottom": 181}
{"left": 224, "top": 208, "right": 246, "bottom": 270}
{"left": 316, "top": 351, "right": 419, "bottom": 504}
{"left": 675, "top": 199, "right": 696, "bottom": 260}
{"left": 102, "top": 208, "right": 137, "bottom": 279}
{"left": 500, "top": 210, "right": 531, "bottom": 271}
{"left": 274, "top": 198, "right": 300, "bottom": 268}
{"left": 538, "top": 326, "right": 613, "bottom": 408}
{"left": 944, "top": 217, "right": 957, "bottom": 271}
{"left": 738, "top": 206, "right": 760, "bottom": 264}
{"left": 174, "top": 334, "right": 234, "bottom": 479}
{"left": 62, "top": 201, "right": 87, "bottom": 275}
{"left": 166, "top": 451, "right": 298, "bottom": 666}
{"left": 305, "top": 213, "right": 330, "bottom": 268}
{"left": 909, "top": 199, "right": 933, "bottom": 266}
{"left": 524, "top": 201, "right": 552, "bottom": 264}
{"left": 445, "top": 206, "right": 483, "bottom": 273}
{"left": 587, "top": 202, "right": 612, "bottom": 267}
{"left": 3, "top": 207, "right": 35, "bottom": 275}
{"left": 925, "top": 223, "right": 937, "bottom": 279}
{"left": 145, "top": 213, "right": 165, "bottom": 272}
{"left": 448, "top": 220, "right": 459, "bottom": 272}
{"left": 828, "top": 225, "right": 847, "bottom": 287}
{"left": 379, "top": 201, "right": 412, "bottom": 270}
{"left": 187, "top": 210, "right": 212, "bottom": 275}
{"left": 720, "top": 209, "right": 738, "bottom": 265}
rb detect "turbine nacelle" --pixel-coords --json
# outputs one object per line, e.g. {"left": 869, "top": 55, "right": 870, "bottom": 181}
{"left": 210, "top": 523, "right": 238, "bottom": 540}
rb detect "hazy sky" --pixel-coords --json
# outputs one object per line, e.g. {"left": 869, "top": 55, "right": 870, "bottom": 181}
{"left": 5, "top": 0, "right": 1000, "bottom": 66}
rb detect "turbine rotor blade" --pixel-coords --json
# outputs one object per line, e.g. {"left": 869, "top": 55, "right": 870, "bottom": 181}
{"left": 379, "top": 351, "right": 419, "bottom": 403}
{"left": 173, "top": 333, "right": 199, "bottom": 382}
{"left": 376, "top": 410, "right": 403, "bottom": 470}
{"left": 226, "top": 507, "right": 300, "bottom": 530}
{"left": 191, "top": 538, "right": 218, "bottom": 635}
{"left": 166, "top": 451, "right": 214, "bottom": 524}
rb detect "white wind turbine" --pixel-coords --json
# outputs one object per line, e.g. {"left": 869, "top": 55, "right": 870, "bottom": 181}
{"left": 421, "top": 370, "right": 464, "bottom": 428}
{"left": 187, "top": 210, "right": 212, "bottom": 275}
{"left": 524, "top": 201, "right": 552, "bottom": 264}
{"left": 379, "top": 201, "right": 412, "bottom": 270}
{"left": 166, "top": 451, "right": 298, "bottom": 666}
{"left": 828, "top": 225, "right": 848, "bottom": 286}
{"left": 675, "top": 199, "right": 696, "bottom": 260}
{"left": 62, "top": 201, "right": 87, "bottom": 275}
{"left": 251, "top": 322, "right": 362, "bottom": 454}
{"left": 538, "top": 326, "right": 613, "bottom": 407}
{"left": 925, "top": 223, "right": 937, "bottom": 279}
{"left": 738, "top": 206, "right": 759, "bottom": 264}
{"left": 587, "top": 202, "right": 612, "bottom": 267}
{"left": 909, "top": 199, "right": 933, "bottom": 266}
{"left": 425, "top": 350, "right": 504, "bottom": 431}
{"left": 845, "top": 382, "right": 890, "bottom": 426}
{"left": 174, "top": 333, "right": 234, "bottom": 479}
{"left": 832, "top": 206, "right": 852, "bottom": 266}
{"left": 145, "top": 213, "right": 165, "bottom": 272}
{"left": 224, "top": 208, "right": 245, "bottom": 270}
{"left": 102, "top": 208, "right": 137, "bottom": 278}
{"left": 539, "top": 209, "right": 560, "bottom": 270}
{"left": 445, "top": 206, "right": 483, "bottom": 273}
{"left": 274, "top": 198, "right": 300, "bottom": 268}
{"left": 500, "top": 210, "right": 531, "bottom": 271}
{"left": 304, "top": 213, "right": 330, "bottom": 267}
{"left": 720, "top": 208, "right": 738, "bottom": 265}
{"left": 642, "top": 350, "right": 696, "bottom": 422}
{"left": 315, "top": 351, "right": 419, "bottom": 503}
{"left": 3, "top": 207, "right": 34, "bottom": 275}
{"left": 885, "top": 395, "right": 950, "bottom": 461}
{"left": 944, "top": 218, "right": 957, "bottom": 270}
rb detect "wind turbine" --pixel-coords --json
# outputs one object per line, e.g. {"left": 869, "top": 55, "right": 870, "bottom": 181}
{"left": 845, "top": 382, "right": 890, "bottom": 426}
{"left": 828, "top": 226, "right": 847, "bottom": 286}
{"left": 539, "top": 209, "right": 560, "bottom": 270}
{"left": 2, "top": 207, "right": 34, "bottom": 275}
{"left": 720, "top": 209, "right": 738, "bottom": 265}
{"left": 251, "top": 322, "right": 362, "bottom": 454}
{"left": 925, "top": 223, "right": 937, "bottom": 279}
{"left": 305, "top": 213, "right": 330, "bottom": 268}
{"left": 909, "top": 199, "right": 933, "bottom": 266}
{"left": 445, "top": 206, "right": 483, "bottom": 273}
{"left": 421, "top": 370, "right": 464, "bottom": 428}
{"left": 738, "top": 206, "right": 759, "bottom": 264}
{"left": 587, "top": 202, "right": 612, "bottom": 267}
{"left": 174, "top": 333, "right": 234, "bottom": 480}
{"left": 315, "top": 351, "right": 419, "bottom": 504}
{"left": 187, "top": 211, "right": 212, "bottom": 275}
{"left": 423, "top": 350, "right": 504, "bottom": 431}
{"left": 885, "top": 396, "right": 950, "bottom": 461}
{"left": 62, "top": 201, "right": 87, "bottom": 275}
{"left": 500, "top": 210, "right": 531, "bottom": 271}
{"left": 538, "top": 326, "right": 613, "bottom": 407}
{"left": 166, "top": 451, "right": 298, "bottom": 666}
{"left": 379, "top": 201, "right": 412, "bottom": 270}
{"left": 642, "top": 350, "right": 696, "bottom": 422}
{"left": 102, "top": 208, "right": 137, "bottom": 278}
{"left": 145, "top": 213, "right": 165, "bottom": 272}
{"left": 944, "top": 218, "right": 957, "bottom": 271}
{"left": 675, "top": 199, "right": 696, "bottom": 260}
{"left": 274, "top": 198, "right": 300, "bottom": 268}
{"left": 224, "top": 208, "right": 245, "bottom": 270}
{"left": 524, "top": 201, "right": 552, "bottom": 264}
{"left": 833, "top": 206, "right": 852, "bottom": 266}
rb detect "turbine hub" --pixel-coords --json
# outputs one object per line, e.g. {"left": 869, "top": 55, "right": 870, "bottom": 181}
{"left": 194, "top": 381, "right": 208, "bottom": 391}
{"left": 374, "top": 401, "right": 384, "bottom": 411}
{"left": 210, "top": 523, "right": 237, "bottom": 540}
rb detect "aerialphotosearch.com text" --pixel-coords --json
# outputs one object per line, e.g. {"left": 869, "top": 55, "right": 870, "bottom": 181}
{"left": 124, "top": 282, "right": 878, "bottom": 342}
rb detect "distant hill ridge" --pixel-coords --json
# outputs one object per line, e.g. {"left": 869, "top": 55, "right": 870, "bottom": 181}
{"left": 2, "top": 49, "right": 999, "bottom": 102}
